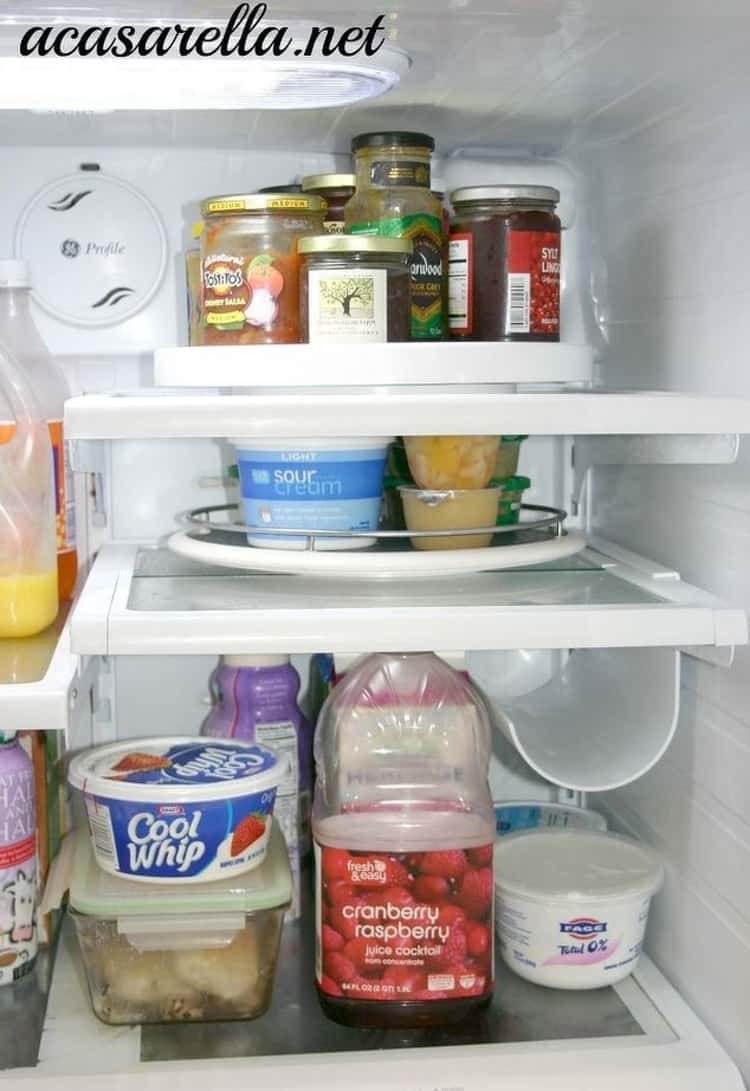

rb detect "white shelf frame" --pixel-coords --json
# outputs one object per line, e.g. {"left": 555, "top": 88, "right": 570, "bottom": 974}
{"left": 153, "top": 342, "right": 595, "bottom": 388}
{"left": 68, "top": 541, "right": 748, "bottom": 657}
{"left": 65, "top": 390, "right": 750, "bottom": 440}
{"left": 15, "top": 930, "right": 742, "bottom": 1091}
{"left": 0, "top": 618, "right": 80, "bottom": 735}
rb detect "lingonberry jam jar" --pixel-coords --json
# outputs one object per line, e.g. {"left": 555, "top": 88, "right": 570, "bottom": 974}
{"left": 448, "top": 186, "right": 561, "bottom": 342}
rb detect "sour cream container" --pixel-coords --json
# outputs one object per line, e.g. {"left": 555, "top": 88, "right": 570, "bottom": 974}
{"left": 68, "top": 737, "right": 288, "bottom": 884}
{"left": 494, "top": 829, "right": 664, "bottom": 989}
{"left": 232, "top": 436, "right": 391, "bottom": 550}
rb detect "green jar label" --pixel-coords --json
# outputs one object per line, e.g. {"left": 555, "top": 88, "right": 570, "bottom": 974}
{"left": 350, "top": 213, "right": 443, "bottom": 339}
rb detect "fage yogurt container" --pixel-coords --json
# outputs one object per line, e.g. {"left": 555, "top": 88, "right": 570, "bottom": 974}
{"left": 494, "top": 829, "right": 664, "bottom": 989}
{"left": 68, "top": 737, "right": 287, "bottom": 884}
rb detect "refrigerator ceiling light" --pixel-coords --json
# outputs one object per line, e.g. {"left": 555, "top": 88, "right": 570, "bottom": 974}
{"left": 0, "top": 49, "right": 410, "bottom": 112}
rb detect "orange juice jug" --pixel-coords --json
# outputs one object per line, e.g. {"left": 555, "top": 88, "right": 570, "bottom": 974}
{"left": 0, "top": 261, "right": 76, "bottom": 601}
{"left": 0, "top": 336, "right": 58, "bottom": 637}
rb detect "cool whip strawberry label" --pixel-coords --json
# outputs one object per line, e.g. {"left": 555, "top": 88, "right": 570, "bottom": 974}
{"left": 316, "top": 845, "right": 494, "bottom": 1002}
{"left": 78, "top": 741, "right": 281, "bottom": 882}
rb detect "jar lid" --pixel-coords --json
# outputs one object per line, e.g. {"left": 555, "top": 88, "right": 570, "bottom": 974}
{"left": 0, "top": 259, "right": 30, "bottom": 288}
{"left": 301, "top": 173, "right": 356, "bottom": 191}
{"left": 451, "top": 185, "right": 560, "bottom": 205}
{"left": 298, "top": 234, "right": 413, "bottom": 255}
{"left": 257, "top": 184, "right": 303, "bottom": 194}
{"left": 352, "top": 131, "right": 435, "bottom": 153}
{"left": 223, "top": 655, "right": 290, "bottom": 668}
{"left": 201, "top": 193, "right": 326, "bottom": 216}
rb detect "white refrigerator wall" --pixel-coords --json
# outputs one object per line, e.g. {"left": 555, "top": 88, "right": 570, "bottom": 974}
{"left": 583, "top": 74, "right": 750, "bottom": 1082}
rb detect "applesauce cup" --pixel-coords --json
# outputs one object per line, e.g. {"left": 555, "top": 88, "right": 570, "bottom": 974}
{"left": 400, "top": 486, "right": 502, "bottom": 550}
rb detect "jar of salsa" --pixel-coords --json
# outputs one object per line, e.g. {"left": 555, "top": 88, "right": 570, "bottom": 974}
{"left": 449, "top": 186, "right": 561, "bottom": 342}
{"left": 200, "top": 192, "right": 326, "bottom": 345}
{"left": 345, "top": 132, "right": 444, "bottom": 340}
{"left": 301, "top": 174, "right": 356, "bottom": 233}
{"left": 299, "top": 235, "right": 412, "bottom": 343}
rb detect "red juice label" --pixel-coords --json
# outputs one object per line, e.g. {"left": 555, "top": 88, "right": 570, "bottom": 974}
{"left": 505, "top": 230, "right": 560, "bottom": 337}
{"left": 316, "top": 844, "right": 493, "bottom": 1002}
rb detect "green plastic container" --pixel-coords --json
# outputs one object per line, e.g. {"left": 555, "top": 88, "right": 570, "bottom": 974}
{"left": 69, "top": 824, "right": 291, "bottom": 1025}
{"left": 493, "top": 475, "right": 531, "bottom": 525}
{"left": 495, "top": 436, "right": 528, "bottom": 479}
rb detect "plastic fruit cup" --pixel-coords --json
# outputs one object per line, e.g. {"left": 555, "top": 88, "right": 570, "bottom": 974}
{"left": 404, "top": 435, "right": 500, "bottom": 490}
{"left": 399, "top": 486, "right": 501, "bottom": 550}
{"left": 493, "top": 475, "right": 531, "bottom": 526}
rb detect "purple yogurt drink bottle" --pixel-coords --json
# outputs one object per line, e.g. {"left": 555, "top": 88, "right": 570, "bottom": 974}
{"left": 0, "top": 733, "right": 37, "bottom": 983}
{"left": 202, "top": 655, "right": 312, "bottom": 916}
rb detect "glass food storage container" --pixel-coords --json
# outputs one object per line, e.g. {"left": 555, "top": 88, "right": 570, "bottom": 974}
{"left": 301, "top": 173, "right": 356, "bottom": 232}
{"left": 200, "top": 192, "right": 325, "bottom": 346}
{"left": 299, "top": 235, "right": 412, "bottom": 343}
{"left": 449, "top": 185, "right": 561, "bottom": 342}
{"left": 69, "top": 824, "right": 292, "bottom": 1025}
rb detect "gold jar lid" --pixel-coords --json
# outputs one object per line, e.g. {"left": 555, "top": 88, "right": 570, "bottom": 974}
{"left": 298, "top": 235, "right": 413, "bottom": 255}
{"left": 201, "top": 193, "right": 327, "bottom": 216}
{"left": 301, "top": 173, "right": 356, "bottom": 191}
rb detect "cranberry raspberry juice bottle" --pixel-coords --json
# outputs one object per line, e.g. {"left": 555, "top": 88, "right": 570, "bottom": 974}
{"left": 312, "top": 652, "right": 494, "bottom": 1028}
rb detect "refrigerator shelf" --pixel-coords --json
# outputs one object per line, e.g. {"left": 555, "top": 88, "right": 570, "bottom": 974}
{"left": 0, "top": 609, "right": 79, "bottom": 734}
{"left": 65, "top": 389, "right": 750, "bottom": 440}
{"left": 69, "top": 539, "right": 748, "bottom": 656}
{"left": 10, "top": 914, "right": 739, "bottom": 1091}
{"left": 153, "top": 341, "right": 595, "bottom": 388}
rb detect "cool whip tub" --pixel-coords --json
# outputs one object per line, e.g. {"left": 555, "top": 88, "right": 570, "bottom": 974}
{"left": 232, "top": 436, "right": 391, "bottom": 550}
{"left": 494, "top": 829, "right": 663, "bottom": 989}
{"left": 68, "top": 737, "right": 288, "bottom": 884}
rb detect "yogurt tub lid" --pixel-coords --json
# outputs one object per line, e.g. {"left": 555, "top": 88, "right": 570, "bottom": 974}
{"left": 493, "top": 829, "right": 664, "bottom": 903}
{"left": 230, "top": 436, "right": 393, "bottom": 451}
{"left": 68, "top": 737, "right": 288, "bottom": 803}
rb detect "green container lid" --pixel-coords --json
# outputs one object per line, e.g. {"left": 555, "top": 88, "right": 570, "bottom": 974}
{"left": 69, "top": 824, "right": 292, "bottom": 919}
{"left": 500, "top": 435, "right": 528, "bottom": 443}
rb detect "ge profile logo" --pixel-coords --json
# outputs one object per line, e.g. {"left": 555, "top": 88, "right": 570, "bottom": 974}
{"left": 60, "top": 238, "right": 80, "bottom": 258}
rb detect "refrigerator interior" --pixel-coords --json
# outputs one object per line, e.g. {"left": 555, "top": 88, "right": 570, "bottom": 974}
{"left": 0, "top": 1, "right": 749, "bottom": 1087}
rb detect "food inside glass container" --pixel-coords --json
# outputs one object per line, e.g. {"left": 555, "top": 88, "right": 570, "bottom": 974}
{"left": 404, "top": 435, "right": 500, "bottom": 490}
{"left": 73, "top": 913, "right": 282, "bottom": 1024}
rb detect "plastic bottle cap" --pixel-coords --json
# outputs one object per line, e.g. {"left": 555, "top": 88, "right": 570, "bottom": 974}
{"left": 223, "top": 655, "right": 291, "bottom": 668}
{"left": 0, "top": 259, "right": 30, "bottom": 288}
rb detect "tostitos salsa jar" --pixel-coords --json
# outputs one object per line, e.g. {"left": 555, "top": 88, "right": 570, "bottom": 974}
{"left": 200, "top": 193, "right": 326, "bottom": 345}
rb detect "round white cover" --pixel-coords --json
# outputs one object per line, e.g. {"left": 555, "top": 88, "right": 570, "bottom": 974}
{"left": 15, "top": 170, "right": 167, "bottom": 327}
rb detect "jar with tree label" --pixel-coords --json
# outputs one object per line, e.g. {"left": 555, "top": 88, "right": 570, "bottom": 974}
{"left": 449, "top": 186, "right": 561, "bottom": 342}
{"left": 299, "top": 235, "right": 412, "bottom": 344}
{"left": 345, "top": 132, "right": 444, "bottom": 340}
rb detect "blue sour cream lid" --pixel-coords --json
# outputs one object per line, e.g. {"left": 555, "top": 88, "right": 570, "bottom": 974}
{"left": 68, "top": 737, "right": 288, "bottom": 803}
